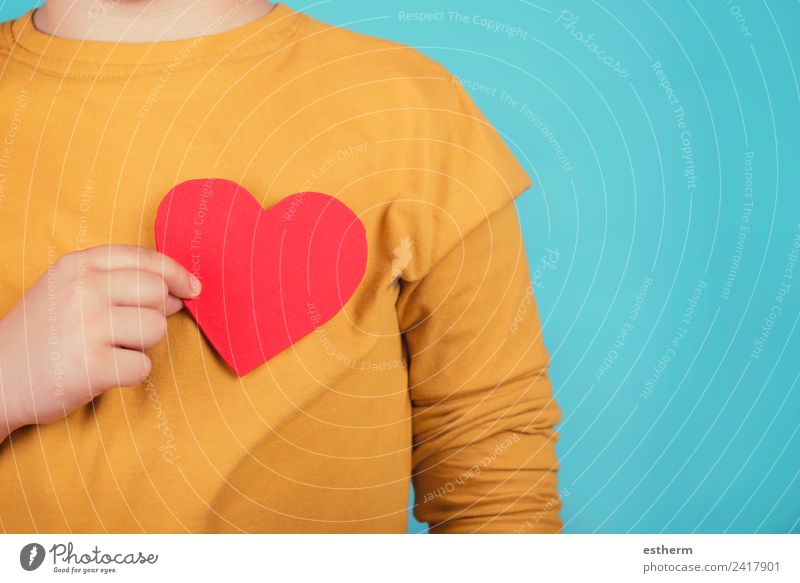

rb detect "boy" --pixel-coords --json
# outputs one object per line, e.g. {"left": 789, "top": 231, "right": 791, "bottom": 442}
{"left": 0, "top": 0, "right": 562, "bottom": 533}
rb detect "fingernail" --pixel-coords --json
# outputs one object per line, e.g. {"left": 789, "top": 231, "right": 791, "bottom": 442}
{"left": 191, "top": 276, "right": 202, "bottom": 297}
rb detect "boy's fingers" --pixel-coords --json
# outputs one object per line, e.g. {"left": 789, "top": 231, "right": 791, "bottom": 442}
{"left": 140, "top": 251, "right": 201, "bottom": 300}
{"left": 107, "top": 273, "right": 184, "bottom": 315}
{"left": 108, "top": 307, "right": 168, "bottom": 351}
{"left": 103, "top": 348, "right": 153, "bottom": 388}
{"left": 106, "top": 269, "right": 169, "bottom": 312}
{"left": 82, "top": 245, "right": 200, "bottom": 299}
{"left": 165, "top": 295, "right": 184, "bottom": 316}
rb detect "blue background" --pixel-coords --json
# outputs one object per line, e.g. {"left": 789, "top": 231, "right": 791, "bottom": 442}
{"left": 2, "top": 0, "right": 798, "bottom": 534}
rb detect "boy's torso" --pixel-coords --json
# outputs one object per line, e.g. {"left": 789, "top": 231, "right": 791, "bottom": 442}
{"left": 0, "top": 6, "right": 450, "bottom": 532}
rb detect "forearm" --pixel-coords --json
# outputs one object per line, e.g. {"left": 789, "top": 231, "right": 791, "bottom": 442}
{"left": 0, "top": 325, "right": 25, "bottom": 444}
{"left": 0, "top": 379, "right": 23, "bottom": 444}
{"left": 0, "top": 421, "right": 11, "bottom": 444}
{"left": 412, "top": 375, "right": 562, "bottom": 533}
{"left": 402, "top": 201, "right": 563, "bottom": 533}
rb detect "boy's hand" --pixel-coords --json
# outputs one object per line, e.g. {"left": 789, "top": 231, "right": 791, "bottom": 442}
{"left": 0, "top": 245, "right": 200, "bottom": 440}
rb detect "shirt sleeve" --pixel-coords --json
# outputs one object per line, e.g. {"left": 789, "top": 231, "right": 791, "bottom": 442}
{"left": 395, "top": 69, "right": 563, "bottom": 534}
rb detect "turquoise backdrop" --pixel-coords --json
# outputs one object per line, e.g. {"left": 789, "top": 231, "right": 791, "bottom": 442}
{"left": 2, "top": 0, "right": 797, "bottom": 534}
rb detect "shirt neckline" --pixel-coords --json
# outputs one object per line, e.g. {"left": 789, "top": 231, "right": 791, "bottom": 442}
{"left": 4, "top": 3, "right": 302, "bottom": 77}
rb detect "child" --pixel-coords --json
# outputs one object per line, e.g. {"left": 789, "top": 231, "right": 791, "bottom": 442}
{"left": 0, "top": 1, "right": 562, "bottom": 533}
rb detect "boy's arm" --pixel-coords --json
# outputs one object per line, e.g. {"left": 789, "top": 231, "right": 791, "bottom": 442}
{"left": 0, "top": 246, "right": 198, "bottom": 444}
{"left": 397, "top": 200, "right": 562, "bottom": 534}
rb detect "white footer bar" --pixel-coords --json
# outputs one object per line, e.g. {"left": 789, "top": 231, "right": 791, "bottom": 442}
{"left": 0, "top": 534, "right": 797, "bottom": 582}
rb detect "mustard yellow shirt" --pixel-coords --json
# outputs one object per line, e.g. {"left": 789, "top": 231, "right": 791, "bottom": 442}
{"left": 0, "top": 3, "right": 561, "bottom": 533}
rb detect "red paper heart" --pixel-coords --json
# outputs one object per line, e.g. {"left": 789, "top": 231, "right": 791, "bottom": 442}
{"left": 154, "top": 179, "right": 367, "bottom": 376}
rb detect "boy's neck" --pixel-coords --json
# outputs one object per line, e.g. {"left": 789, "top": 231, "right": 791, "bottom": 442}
{"left": 33, "top": 0, "right": 275, "bottom": 43}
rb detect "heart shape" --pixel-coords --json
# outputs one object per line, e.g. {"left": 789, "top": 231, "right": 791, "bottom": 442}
{"left": 154, "top": 179, "right": 367, "bottom": 376}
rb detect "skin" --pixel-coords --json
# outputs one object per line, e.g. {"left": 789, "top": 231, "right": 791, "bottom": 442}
{"left": 0, "top": 247, "right": 201, "bottom": 442}
{"left": 0, "top": 1, "right": 276, "bottom": 441}
{"left": 33, "top": 0, "right": 275, "bottom": 43}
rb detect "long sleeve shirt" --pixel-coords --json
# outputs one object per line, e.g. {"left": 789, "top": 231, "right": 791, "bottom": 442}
{"left": 0, "top": 3, "right": 561, "bottom": 533}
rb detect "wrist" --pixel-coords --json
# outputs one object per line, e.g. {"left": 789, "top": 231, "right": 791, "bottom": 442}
{"left": 0, "top": 329, "right": 28, "bottom": 439}
{"left": 0, "top": 395, "right": 24, "bottom": 444}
